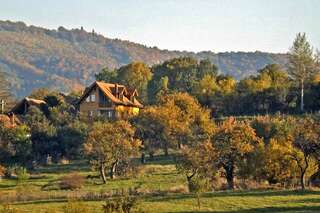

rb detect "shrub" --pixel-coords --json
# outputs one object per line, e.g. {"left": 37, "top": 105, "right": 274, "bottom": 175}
{"left": 103, "top": 195, "right": 138, "bottom": 213}
{"left": 15, "top": 167, "right": 30, "bottom": 184}
{"left": 60, "top": 172, "right": 85, "bottom": 190}
{"left": 168, "top": 185, "right": 188, "bottom": 194}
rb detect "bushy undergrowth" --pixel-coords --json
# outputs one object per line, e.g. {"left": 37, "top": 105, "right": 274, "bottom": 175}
{"left": 59, "top": 172, "right": 85, "bottom": 190}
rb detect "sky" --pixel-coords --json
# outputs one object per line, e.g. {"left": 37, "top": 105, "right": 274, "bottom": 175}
{"left": 0, "top": 0, "right": 319, "bottom": 53}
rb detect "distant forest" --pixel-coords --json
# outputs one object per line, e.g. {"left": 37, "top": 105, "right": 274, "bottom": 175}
{"left": 0, "top": 20, "right": 288, "bottom": 97}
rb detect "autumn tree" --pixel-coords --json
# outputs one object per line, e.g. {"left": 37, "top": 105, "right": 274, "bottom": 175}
{"left": 288, "top": 33, "right": 317, "bottom": 112}
{"left": 135, "top": 92, "right": 213, "bottom": 159}
{"left": 251, "top": 116, "right": 297, "bottom": 185}
{"left": 290, "top": 117, "right": 318, "bottom": 189}
{"left": 85, "top": 121, "right": 141, "bottom": 183}
{"left": 212, "top": 118, "right": 262, "bottom": 189}
{"left": 176, "top": 141, "right": 217, "bottom": 192}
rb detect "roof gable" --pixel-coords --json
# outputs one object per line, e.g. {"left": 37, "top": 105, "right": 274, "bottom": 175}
{"left": 78, "top": 81, "right": 143, "bottom": 108}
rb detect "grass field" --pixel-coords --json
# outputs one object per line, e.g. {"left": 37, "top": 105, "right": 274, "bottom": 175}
{"left": 0, "top": 155, "right": 319, "bottom": 213}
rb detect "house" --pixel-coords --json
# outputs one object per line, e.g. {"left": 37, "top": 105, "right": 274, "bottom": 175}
{"left": 10, "top": 97, "right": 47, "bottom": 115}
{"left": 77, "top": 81, "right": 143, "bottom": 120}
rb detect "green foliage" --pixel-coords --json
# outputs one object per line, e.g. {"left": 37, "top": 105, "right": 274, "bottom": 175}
{"left": 116, "top": 62, "right": 152, "bottom": 103}
{"left": 96, "top": 67, "right": 118, "bottom": 83}
{"left": 15, "top": 167, "right": 30, "bottom": 184}
{"left": 0, "top": 69, "right": 12, "bottom": 112}
{"left": 103, "top": 195, "right": 138, "bottom": 213}
{"left": 289, "top": 33, "right": 317, "bottom": 111}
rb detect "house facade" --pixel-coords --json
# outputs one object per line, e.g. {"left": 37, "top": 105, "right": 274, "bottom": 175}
{"left": 77, "top": 81, "right": 143, "bottom": 120}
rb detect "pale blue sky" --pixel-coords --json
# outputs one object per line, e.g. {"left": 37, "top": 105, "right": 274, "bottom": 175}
{"left": 0, "top": 0, "right": 319, "bottom": 53}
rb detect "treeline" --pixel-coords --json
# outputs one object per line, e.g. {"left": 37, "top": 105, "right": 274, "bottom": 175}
{"left": 97, "top": 33, "right": 320, "bottom": 116}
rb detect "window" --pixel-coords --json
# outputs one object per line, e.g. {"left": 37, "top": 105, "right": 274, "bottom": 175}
{"left": 91, "top": 94, "right": 96, "bottom": 102}
{"left": 86, "top": 96, "right": 90, "bottom": 102}
{"left": 108, "top": 111, "right": 112, "bottom": 118}
{"left": 99, "top": 110, "right": 114, "bottom": 119}
{"left": 88, "top": 111, "right": 94, "bottom": 117}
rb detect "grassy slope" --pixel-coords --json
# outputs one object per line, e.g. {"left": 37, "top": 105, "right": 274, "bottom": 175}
{"left": 0, "top": 156, "right": 320, "bottom": 212}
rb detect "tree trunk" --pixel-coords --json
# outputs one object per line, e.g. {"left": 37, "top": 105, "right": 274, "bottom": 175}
{"left": 164, "top": 145, "right": 169, "bottom": 156}
{"left": 110, "top": 160, "right": 118, "bottom": 179}
{"left": 149, "top": 151, "right": 154, "bottom": 161}
{"left": 300, "top": 170, "right": 306, "bottom": 190}
{"left": 224, "top": 163, "right": 235, "bottom": 190}
{"left": 141, "top": 153, "right": 146, "bottom": 164}
{"left": 187, "top": 176, "right": 193, "bottom": 192}
{"left": 300, "top": 79, "right": 304, "bottom": 112}
{"left": 100, "top": 163, "right": 107, "bottom": 184}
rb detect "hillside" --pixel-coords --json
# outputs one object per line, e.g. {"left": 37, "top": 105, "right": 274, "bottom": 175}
{"left": 0, "top": 20, "right": 288, "bottom": 97}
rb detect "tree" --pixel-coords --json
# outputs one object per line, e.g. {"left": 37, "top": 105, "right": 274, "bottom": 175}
{"left": 95, "top": 67, "right": 118, "bottom": 83}
{"left": 251, "top": 116, "right": 297, "bottom": 185}
{"left": 85, "top": 121, "right": 141, "bottom": 183}
{"left": 176, "top": 141, "right": 216, "bottom": 192}
{"left": 197, "top": 59, "right": 218, "bottom": 79}
{"left": 25, "top": 106, "right": 58, "bottom": 164}
{"left": 29, "top": 88, "right": 50, "bottom": 100}
{"left": 57, "top": 120, "right": 88, "bottom": 160}
{"left": 0, "top": 69, "right": 12, "bottom": 113}
{"left": 290, "top": 117, "right": 318, "bottom": 189}
{"left": 116, "top": 62, "right": 152, "bottom": 104}
{"left": 288, "top": 33, "right": 316, "bottom": 112}
{"left": 212, "top": 118, "right": 262, "bottom": 189}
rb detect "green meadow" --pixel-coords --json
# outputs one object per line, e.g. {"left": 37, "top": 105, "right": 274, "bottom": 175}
{"left": 0, "top": 156, "right": 319, "bottom": 213}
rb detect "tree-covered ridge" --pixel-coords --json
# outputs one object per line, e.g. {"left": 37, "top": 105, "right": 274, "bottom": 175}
{"left": 0, "top": 20, "right": 288, "bottom": 97}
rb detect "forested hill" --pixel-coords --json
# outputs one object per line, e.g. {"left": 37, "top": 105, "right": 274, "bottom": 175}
{"left": 0, "top": 20, "right": 288, "bottom": 97}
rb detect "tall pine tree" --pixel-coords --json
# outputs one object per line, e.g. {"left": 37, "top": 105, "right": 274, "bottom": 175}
{"left": 288, "top": 33, "right": 316, "bottom": 112}
{"left": 0, "top": 69, "right": 11, "bottom": 113}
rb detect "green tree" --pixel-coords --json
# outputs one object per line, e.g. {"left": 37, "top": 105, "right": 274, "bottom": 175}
{"left": 57, "top": 120, "right": 88, "bottom": 160}
{"left": 0, "top": 69, "right": 12, "bottom": 113}
{"left": 288, "top": 33, "right": 316, "bottom": 112}
{"left": 25, "top": 106, "right": 58, "bottom": 164}
{"left": 116, "top": 62, "right": 152, "bottom": 104}
{"left": 95, "top": 67, "right": 118, "bottom": 83}
{"left": 85, "top": 121, "right": 141, "bottom": 183}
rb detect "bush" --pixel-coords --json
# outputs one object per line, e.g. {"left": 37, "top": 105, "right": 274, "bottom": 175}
{"left": 168, "top": 185, "right": 188, "bottom": 194}
{"left": 103, "top": 195, "right": 138, "bottom": 213}
{"left": 15, "top": 167, "right": 30, "bottom": 184}
{"left": 60, "top": 172, "right": 85, "bottom": 190}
